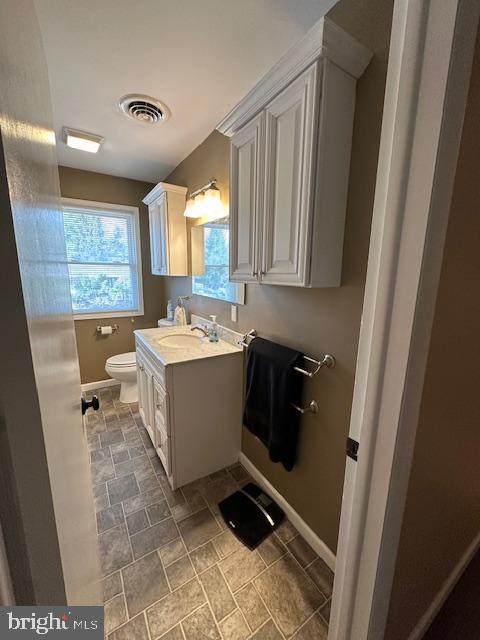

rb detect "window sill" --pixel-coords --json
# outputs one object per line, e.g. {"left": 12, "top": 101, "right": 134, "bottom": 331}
{"left": 73, "top": 309, "right": 144, "bottom": 321}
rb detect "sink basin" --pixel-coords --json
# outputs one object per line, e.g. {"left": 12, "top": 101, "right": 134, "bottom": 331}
{"left": 157, "top": 333, "right": 203, "bottom": 349}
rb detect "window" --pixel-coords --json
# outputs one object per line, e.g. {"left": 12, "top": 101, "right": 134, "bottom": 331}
{"left": 62, "top": 199, "right": 143, "bottom": 319}
{"left": 192, "top": 221, "right": 244, "bottom": 304}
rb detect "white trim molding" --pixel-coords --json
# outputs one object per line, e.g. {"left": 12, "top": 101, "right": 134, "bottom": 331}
{"left": 0, "top": 520, "right": 14, "bottom": 605}
{"left": 61, "top": 197, "right": 144, "bottom": 320}
{"left": 217, "top": 17, "right": 372, "bottom": 137}
{"left": 408, "top": 531, "right": 480, "bottom": 640}
{"left": 142, "top": 181, "right": 187, "bottom": 206}
{"left": 81, "top": 378, "right": 118, "bottom": 393}
{"left": 330, "top": 1, "right": 480, "bottom": 639}
{"left": 239, "top": 452, "right": 336, "bottom": 571}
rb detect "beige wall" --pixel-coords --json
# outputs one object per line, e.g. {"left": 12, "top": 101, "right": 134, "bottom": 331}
{"left": 163, "top": 0, "right": 393, "bottom": 552}
{"left": 58, "top": 167, "right": 163, "bottom": 384}
{"left": 385, "top": 27, "right": 480, "bottom": 640}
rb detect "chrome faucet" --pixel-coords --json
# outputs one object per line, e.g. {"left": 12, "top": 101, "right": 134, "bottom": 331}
{"left": 191, "top": 324, "right": 209, "bottom": 337}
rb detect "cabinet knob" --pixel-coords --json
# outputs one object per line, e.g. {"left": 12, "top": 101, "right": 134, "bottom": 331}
{"left": 252, "top": 270, "right": 258, "bottom": 277}
{"left": 156, "top": 402, "right": 163, "bottom": 409}
{"left": 139, "top": 364, "right": 145, "bottom": 371}
{"left": 260, "top": 270, "right": 266, "bottom": 277}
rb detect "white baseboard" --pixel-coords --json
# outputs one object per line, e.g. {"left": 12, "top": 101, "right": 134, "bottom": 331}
{"left": 408, "top": 529, "right": 480, "bottom": 640}
{"left": 238, "top": 452, "right": 336, "bottom": 571}
{"left": 81, "top": 378, "right": 118, "bottom": 392}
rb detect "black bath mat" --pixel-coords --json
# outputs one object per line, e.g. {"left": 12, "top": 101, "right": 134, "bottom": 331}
{"left": 218, "top": 482, "right": 285, "bottom": 550}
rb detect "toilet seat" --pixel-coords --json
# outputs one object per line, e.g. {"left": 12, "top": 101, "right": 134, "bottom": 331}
{"left": 106, "top": 352, "right": 136, "bottom": 369}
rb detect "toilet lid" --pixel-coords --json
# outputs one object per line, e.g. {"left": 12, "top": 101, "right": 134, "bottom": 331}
{"left": 107, "top": 352, "right": 136, "bottom": 367}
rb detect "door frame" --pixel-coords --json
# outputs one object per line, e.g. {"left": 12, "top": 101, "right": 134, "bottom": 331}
{"left": 329, "top": 1, "right": 479, "bottom": 639}
{"left": 0, "top": 520, "right": 14, "bottom": 605}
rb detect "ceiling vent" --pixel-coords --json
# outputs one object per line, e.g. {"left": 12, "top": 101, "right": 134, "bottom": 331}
{"left": 119, "top": 94, "right": 170, "bottom": 124}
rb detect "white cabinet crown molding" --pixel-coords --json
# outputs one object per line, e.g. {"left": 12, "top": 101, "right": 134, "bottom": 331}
{"left": 217, "top": 17, "right": 372, "bottom": 137}
{"left": 143, "top": 181, "right": 188, "bottom": 205}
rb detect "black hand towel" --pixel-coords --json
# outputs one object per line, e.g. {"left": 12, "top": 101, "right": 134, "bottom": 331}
{"left": 243, "top": 337, "right": 304, "bottom": 471}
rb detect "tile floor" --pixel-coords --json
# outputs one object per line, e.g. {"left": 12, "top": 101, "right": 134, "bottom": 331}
{"left": 86, "top": 385, "right": 333, "bottom": 639}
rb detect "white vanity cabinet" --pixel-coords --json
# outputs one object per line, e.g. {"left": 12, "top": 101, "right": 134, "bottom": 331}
{"left": 222, "top": 18, "right": 372, "bottom": 288}
{"left": 135, "top": 335, "right": 243, "bottom": 490}
{"left": 143, "top": 182, "right": 188, "bottom": 276}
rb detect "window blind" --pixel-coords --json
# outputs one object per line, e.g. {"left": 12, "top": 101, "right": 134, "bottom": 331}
{"left": 62, "top": 203, "right": 142, "bottom": 316}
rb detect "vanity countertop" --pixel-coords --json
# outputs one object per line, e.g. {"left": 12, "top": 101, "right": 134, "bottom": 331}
{"left": 134, "top": 325, "right": 243, "bottom": 367}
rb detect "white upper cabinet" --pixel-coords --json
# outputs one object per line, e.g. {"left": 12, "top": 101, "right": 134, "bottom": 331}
{"left": 220, "top": 18, "right": 372, "bottom": 288}
{"left": 143, "top": 182, "right": 188, "bottom": 276}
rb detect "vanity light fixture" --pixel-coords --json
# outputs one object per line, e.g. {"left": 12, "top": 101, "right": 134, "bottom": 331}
{"left": 63, "top": 127, "right": 103, "bottom": 153}
{"left": 184, "top": 179, "right": 225, "bottom": 220}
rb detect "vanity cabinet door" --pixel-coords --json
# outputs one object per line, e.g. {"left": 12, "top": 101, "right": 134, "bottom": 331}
{"left": 261, "top": 62, "right": 320, "bottom": 286}
{"left": 153, "top": 375, "right": 172, "bottom": 476}
{"left": 153, "top": 379, "right": 171, "bottom": 475}
{"left": 156, "top": 423, "right": 171, "bottom": 476}
{"left": 230, "top": 112, "right": 264, "bottom": 283}
{"left": 149, "top": 193, "right": 169, "bottom": 275}
{"left": 137, "top": 353, "right": 147, "bottom": 424}
{"left": 153, "top": 378, "right": 170, "bottom": 436}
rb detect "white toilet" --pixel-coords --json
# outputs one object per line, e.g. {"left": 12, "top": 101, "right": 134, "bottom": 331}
{"left": 105, "top": 352, "right": 138, "bottom": 403}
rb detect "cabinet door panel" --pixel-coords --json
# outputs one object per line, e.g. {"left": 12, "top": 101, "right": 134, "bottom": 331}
{"left": 137, "top": 353, "right": 147, "bottom": 425}
{"left": 137, "top": 352, "right": 154, "bottom": 446}
{"left": 149, "top": 194, "right": 169, "bottom": 275}
{"left": 262, "top": 63, "right": 320, "bottom": 285}
{"left": 156, "top": 423, "right": 171, "bottom": 477}
{"left": 230, "top": 112, "right": 264, "bottom": 282}
{"left": 153, "top": 378, "right": 170, "bottom": 437}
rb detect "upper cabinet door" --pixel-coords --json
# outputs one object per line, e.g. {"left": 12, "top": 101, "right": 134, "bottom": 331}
{"left": 149, "top": 193, "right": 169, "bottom": 275}
{"left": 261, "top": 63, "right": 320, "bottom": 286}
{"left": 230, "top": 112, "right": 264, "bottom": 282}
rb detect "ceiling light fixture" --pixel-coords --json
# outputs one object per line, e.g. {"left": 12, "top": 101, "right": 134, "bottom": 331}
{"left": 63, "top": 127, "right": 103, "bottom": 153}
{"left": 184, "top": 179, "right": 225, "bottom": 220}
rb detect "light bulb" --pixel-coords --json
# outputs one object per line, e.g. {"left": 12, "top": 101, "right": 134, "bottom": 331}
{"left": 195, "top": 192, "right": 206, "bottom": 217}
{"left": 203, "top": 184, "right": 224, "bottom": 220}
{"left": 204, "top": 185, "right": 221, "bottom": 205}
{"left": 184, "top": 198, "right": 199, "bottom": 218}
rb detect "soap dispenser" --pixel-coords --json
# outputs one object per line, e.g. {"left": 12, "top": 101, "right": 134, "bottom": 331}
{"left": 209, "top": 315, "right": 219, "bottom": 343}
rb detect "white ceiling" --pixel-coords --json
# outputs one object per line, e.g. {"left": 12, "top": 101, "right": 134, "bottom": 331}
{"left": 35, "top": 0, "right": 336, "bottom": 183}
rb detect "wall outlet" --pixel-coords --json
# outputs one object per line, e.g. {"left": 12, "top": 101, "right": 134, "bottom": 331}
{"left": 231, "top": 305, "right": 238, "bottom": 322}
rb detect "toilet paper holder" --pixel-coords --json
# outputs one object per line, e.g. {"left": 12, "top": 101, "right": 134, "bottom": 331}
{"left": 96, "top": 324, "right": 119, "bottom": 334}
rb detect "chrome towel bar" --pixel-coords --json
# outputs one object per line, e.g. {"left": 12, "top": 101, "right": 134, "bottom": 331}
{"left": 291, "top": 400, "right": 318, "bottom": 415}
{"left": 238, "top": 329, "right": 336, "bottom": 377}
{"left": 294, "top": 354, "right": 335, "bottom": 377}
{"left": 239, "top": 329, "right": 335, "bottom": 419}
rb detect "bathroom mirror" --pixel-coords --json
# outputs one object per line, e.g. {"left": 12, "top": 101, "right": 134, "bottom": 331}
{"left": 191, "top": 216, "right": 245, "bottom": 304}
